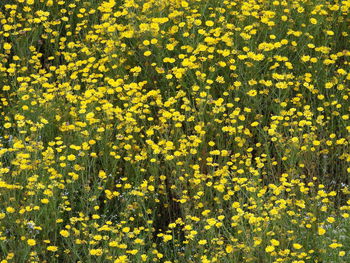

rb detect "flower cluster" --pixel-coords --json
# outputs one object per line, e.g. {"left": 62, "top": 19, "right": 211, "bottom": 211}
{"left": 0, "top": 0, "right": 350, "bottom": 262}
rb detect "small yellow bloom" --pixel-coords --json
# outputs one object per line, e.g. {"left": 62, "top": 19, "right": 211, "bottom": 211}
{"left": 114, "top": 255, "right": 128, "bottom": 263}
{"left": 225, "top": 245, "right": 233, "bottom": 253}
{"left": 6, "top": 207, "right": 15, "bottom": 213}
{"left": 205, "top": 20, "right": 214, "bottom": 27}
{"left": 318, "top": 227, "right": 326, "bottom": 235}
{"left": 47, "top": 246, "right": 58, "bottom": 252}
{"left": 144, "top": 51, "right": 152, "bottom": 57}
{"left": 293, "top": 243, "right": 302, "bottom": 250}
{"left": 4, "top": 123, "right": 11, "bottom": 129}
{"left": 122, "top": 227, "right": 130, "bottom": 233}
{"left": 247, "top": 89, "right": 257, "bottom": 97}
{"left": 265, "top": 245, "right": 275, "bottom": 252}
{"left": 41, "top": 198, "right": 49, "bottom": 204}
{"left": 313, "top": 140, "right": 320, "bottom": 146}
{"left": 329, "top": 243, "right": 342, "bottom": 249}
{"left": 60, "top": 230, "right": 70, "bottom": 238}
{"left": 67, "top": 154, "right": 76, "bottom": 161}
{"left": 339, "top": 251, "right": 346, "bottom": 257}
{"left": 98, "top": 170, "right": 107, "bottom": 179}
{"left": 27, "top": 239, "right": 36, "bottom": 246}
{"left": 181, "top": 1, "right": 189, "bottom": 8}
{"left": 3, "top": 43, "right": 12, "bottom": 50}
{"left": 270, "top": 239, "right": 280, "bottom": 246}
{"left": 163, "top": 235, "right": 172, "bottom": 242}
{"left": 198, "top": 239, "right": 207, "bottom": 245}
{"left": 310, "top": 18, "right": 317, "bottom": 24}
{"left": 326, "top": 217, "right": 335, "bottom": 223}
{"left": 89, "top": 248, "right": 103, "bottom": 256}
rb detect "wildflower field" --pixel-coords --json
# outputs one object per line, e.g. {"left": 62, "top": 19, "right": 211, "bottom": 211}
{"left": 1, "top": 0, "right": 350, "bottom": 262}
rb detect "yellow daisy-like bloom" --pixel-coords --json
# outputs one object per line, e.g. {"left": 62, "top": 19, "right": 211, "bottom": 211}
{"left": 47, "top": 246, "right": 58, "bottom": 252}
{"left": 27, "top": 239, "right": 36, "bottom": 246}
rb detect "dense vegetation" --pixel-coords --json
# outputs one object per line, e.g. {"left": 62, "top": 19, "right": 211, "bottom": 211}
{"left": 1, "top": 0, "right": 350, "bottom": 262}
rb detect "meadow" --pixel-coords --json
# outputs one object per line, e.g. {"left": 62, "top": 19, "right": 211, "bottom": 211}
{"left": 0, "top": 0, "right": 350, "bottom": 262}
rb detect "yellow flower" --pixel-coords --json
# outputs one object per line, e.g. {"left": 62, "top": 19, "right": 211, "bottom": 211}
{"left": 181, "top": 1, "right": 189, "bottom": 8}
{"left": 198, "top": 239, "right": 207, "bottom": 245}
{"left": 326, "top": 217, "right": 335, "bottom": 223}
{"left": 225, "top": 245, "right": 233, "bottom": 253}
{"left": 270, "top": 239, "right": 280, "bottom": 246}
{"left": 329, "top": 243, "right": 342, "bottom": 249}
{"left": 247, "top": 89, "right": 257, "bottom": 97}
{"left": 47, "top": 246, "right": 58, "bottom": 252}
{"left": 313, "top": 140, "right": 320, "bottom": 146}
{"left": 4, "top": 123, "right": 11, "bottom": 128}
{"left": 141, "top": 254, "right": 148, "bottom": 261}
{"left": 3, "top": 43, "right": 12, "bottom": 50}
{"left": 205, "top": 20, "right": 214, "bottom": 27}
{"left": 67, "top": 154, "right": 76, "bottom": 161}
{"left": 41, "top": 198, "right": 49, "bottom": 204}
{"left": 27, "top": 239, "right": 36, "bottom": 246}
{"left": 114, "top": 255, "right": 128, "bottom": 263}
{"left": 109, "top": 241, "right": 118, "bottom": 247}
{"left": 144, "top": 51, "right": 152, "bottom": 57}
{"left": 310, "top": 18, "right": 317, "bottom": 24}
{"left": 122, "top": 227, "right": 130, "bottom": 233}
{"left": 265, "top": 246, "right": 275, "bottom": 252}
{"left": 293, "top": 243, "right": 302, "bottom": 250}
{"left": 163, "top": 235, "right": 172, "bottom": 242}
{"left": 98, "top": 170, "right": 107, "bottom": 179}
{"left": 339, "top": 251, "right": 346, "bottom": 257}
{"left": 318, "top": 227, "right": 326, "bottom": 235}
{"left": 6, "top": 207, "right": 15, "bottom": 213}
{"left": 60, "top": 230, "right": 70, "bottom": 238}
{"left": 90, "top": 249, "right": 103, "bottom": 256}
